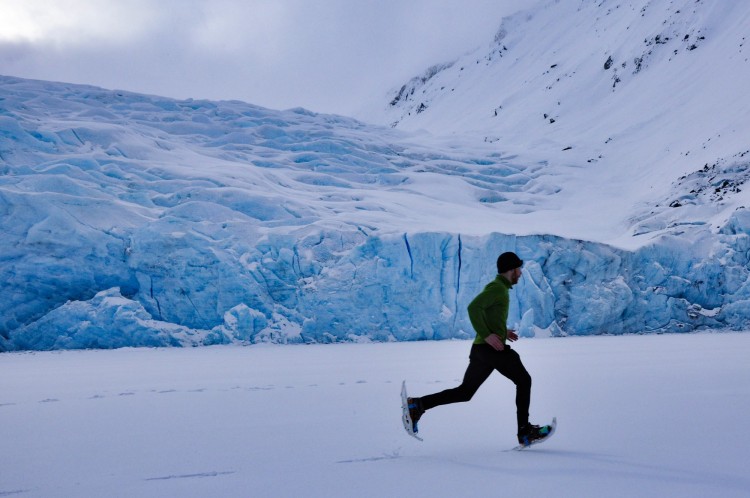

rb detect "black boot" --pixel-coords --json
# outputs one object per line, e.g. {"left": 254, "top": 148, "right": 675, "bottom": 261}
{"left": 517, "top": 422, "right": 551, "bottom": 445}
{"left": 407, "top": 397, "right": 424, "bottom": 432}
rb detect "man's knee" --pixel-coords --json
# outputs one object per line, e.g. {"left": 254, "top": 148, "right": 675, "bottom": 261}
{"left": 516, "top": 372, "right": 532, "bottom": 390}
{"left": 455, "top": 384, "right": 479, "bottom": 402}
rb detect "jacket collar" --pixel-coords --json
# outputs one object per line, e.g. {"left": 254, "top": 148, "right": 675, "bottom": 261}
{"left": 496, "top": 274, "right": 514, "bottom": 288}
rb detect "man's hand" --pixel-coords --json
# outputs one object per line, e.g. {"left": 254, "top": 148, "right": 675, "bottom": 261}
{"left": 507, "top": 329, "right": 519, "bottom": 342}
{"left": 484, "top": 334, "right": 504, "bottom": 351}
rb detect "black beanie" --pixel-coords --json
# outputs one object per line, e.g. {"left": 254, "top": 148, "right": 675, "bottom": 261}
{"left": 497, "top": 252, "right": 523, "bottom": 273}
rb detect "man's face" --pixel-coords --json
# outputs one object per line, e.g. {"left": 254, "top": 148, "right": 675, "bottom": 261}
{"left": 511, "top": 267, "right": 522, "bottom": 285}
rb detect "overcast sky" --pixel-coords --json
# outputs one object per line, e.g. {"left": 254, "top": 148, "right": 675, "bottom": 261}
{"left": 0, "top": 0, "right": 526, "bottom": 116}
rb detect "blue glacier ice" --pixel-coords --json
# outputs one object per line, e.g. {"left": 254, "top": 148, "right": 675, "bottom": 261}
{"left": 3, "top": 223, "right": 748, "bottom": 351}
{"left": 1, "top": 76, "right": 749, "bottom": 351}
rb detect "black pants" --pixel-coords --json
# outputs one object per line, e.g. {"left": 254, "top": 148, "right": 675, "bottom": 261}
{"left": 419, "top": 343, "right": 532, "bottom": 431}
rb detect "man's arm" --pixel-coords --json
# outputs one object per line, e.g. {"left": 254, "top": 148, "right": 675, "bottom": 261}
{"left": 468, "top": 292, "right": 508, "bottom": 350}
{"left": 467, "top": 294, "right": 494, "bottom": 340}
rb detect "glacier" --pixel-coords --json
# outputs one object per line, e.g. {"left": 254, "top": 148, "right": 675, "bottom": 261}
{"left": 4, "top": 0, "right": 750, "bottom": 357}
{"left": 3, "top": 67, "right": 750, "bottom": 351}
{"left": 4, "top": 217, "right": 749, "bottom": 351}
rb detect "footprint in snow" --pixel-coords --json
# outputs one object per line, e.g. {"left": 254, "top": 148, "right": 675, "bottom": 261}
{"left": 337, "top": 450, "right": 401, "bottom": 464}
{"left": 0, "top": 489, "right": 31, "bottom": 496}
{"left": 145, "top": 470, "right": 235, "bottom": 481}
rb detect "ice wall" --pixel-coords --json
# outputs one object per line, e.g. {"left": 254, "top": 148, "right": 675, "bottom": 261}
{"left": 2, "top": 74, "right": 749, "bottom": 351}
{"left": 3, "top": 218, "right": 748, "bottom": 351}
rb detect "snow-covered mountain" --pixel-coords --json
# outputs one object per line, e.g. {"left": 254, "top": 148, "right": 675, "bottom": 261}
{"left": 2, "top": 0, "right": 750, "bottom": 351}
{"left": 367, "top": 0, "right": 750, "bottom": 243}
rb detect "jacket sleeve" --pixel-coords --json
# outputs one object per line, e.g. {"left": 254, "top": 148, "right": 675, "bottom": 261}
{"left": 467, "top": 291, "right": 500, "bottom": 341}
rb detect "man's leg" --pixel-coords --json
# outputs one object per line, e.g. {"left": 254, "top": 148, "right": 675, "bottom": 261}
{"left": 419, "top": 344, "right": 494, "bottom": 411}
{"left": 493, "top": 348, "right": 532, "bottom": 431}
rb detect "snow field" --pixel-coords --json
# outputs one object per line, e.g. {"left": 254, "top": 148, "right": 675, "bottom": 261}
{"left": 1, "top": 332, "right": 748, "bottom": 497}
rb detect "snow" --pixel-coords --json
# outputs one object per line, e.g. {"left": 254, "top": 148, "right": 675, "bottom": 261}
{"left": 3, "top": 1, "right": 750, "bottom": 495}
{"left": 370, "top": 0, "right": 750, "bottom": 247}
{"left": 1, "top": 332, "right": 749, "bottom": 497}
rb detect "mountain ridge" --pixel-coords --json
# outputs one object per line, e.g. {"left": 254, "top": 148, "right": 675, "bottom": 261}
{"left": 365, "top": 0, "right": 750, "bottom": 245}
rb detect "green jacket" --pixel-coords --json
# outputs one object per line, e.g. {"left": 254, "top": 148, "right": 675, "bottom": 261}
{"left": 468, "top": 275, "right": 513, "bottom": 345}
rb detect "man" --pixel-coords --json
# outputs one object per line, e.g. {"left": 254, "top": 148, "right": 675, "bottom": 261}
{"left": 406, "top": 251, "right": 550, "bottom": 446}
